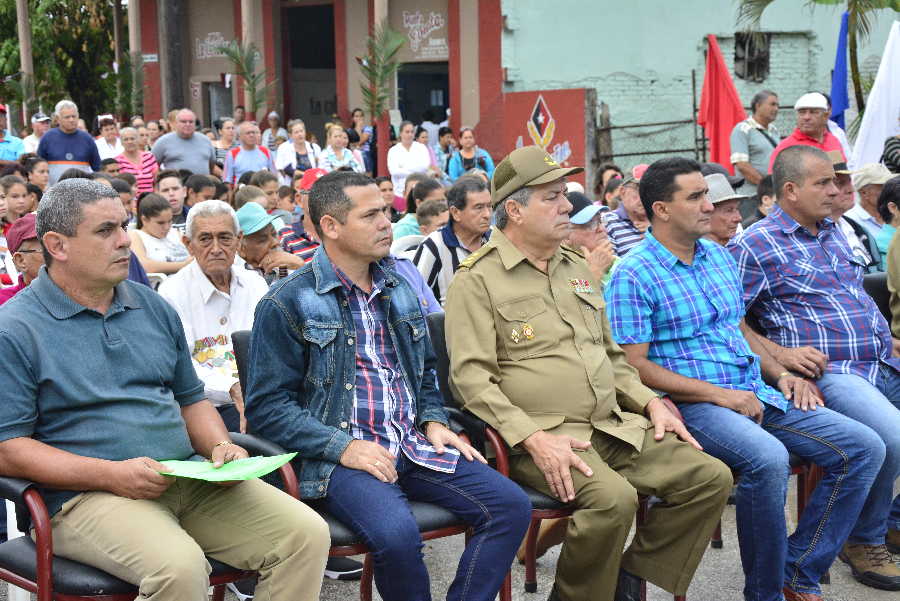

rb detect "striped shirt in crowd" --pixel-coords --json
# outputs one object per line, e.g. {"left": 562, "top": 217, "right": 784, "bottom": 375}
{"left": 334, "top": 262, "right": 459, "bottom": 473}
{"left": 602, "top": 204, "right": 646, "bottom": 256}
{"left": 278, "top": 223, "right": 320, "bottom": 263}
{"left": 115, "top": 151, "right": 159, "bottom": 194}
{"left": 412, "top": 223, "right": 491, "bottom": 305}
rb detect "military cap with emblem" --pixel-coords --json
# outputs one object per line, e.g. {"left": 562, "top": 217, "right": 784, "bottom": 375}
{"left": 490, "top": 146, "right": 584, "bottom": 207}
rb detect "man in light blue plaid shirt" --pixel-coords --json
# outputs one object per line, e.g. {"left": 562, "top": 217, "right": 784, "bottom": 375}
{"left": 605, "top": 157, "right": 885, "bottom": 601}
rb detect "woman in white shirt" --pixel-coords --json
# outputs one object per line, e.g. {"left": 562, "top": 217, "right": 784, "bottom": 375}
{"left": 95, "top": 116, "right": 124, "bottom": 160}
{"left": 129, "top": 193, "right": 192, "bottom": 274}
{"left": 318, "top": 127, "right": 364, "bottom": 173}
{"left": 275, "top": 119, "right": 321, "bottom": 184}
{"left": 387, "top": 120, "right": 432, "bottom": 194}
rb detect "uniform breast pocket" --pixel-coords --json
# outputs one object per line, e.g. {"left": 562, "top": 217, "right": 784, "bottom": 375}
{"left": 302, "top": 325, "right": 338, "bottom": 384}
{"left": 496, "top": 296, "right": 555, "bottom": 360}
{"left": 574, "top": 291, "right": 605, "bottom": 345}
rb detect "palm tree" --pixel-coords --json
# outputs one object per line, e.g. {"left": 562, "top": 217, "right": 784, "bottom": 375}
{"left": 736, "top": 0, "right": 900, "bottom": 111}
{"left": 357, "top": 19, "right": 406, "bottom": 125}
{"left": 218, "top": 41, "right": 276, "bottom": 120}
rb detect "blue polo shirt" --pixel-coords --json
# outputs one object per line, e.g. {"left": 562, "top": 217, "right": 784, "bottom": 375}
{"left": 0, "top": 268, "right": 204, "bottom": 516}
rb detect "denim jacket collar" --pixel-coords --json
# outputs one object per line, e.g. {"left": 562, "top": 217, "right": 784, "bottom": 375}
{"left": 310, "top": 245, "right": 401, "bottom": 295}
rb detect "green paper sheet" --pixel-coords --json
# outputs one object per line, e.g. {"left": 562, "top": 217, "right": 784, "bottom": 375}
{"left": 158, "top": 453, "right": 297, "bottom": 482}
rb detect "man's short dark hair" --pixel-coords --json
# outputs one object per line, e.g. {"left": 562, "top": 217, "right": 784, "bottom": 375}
{"left": 438, "top": 126, "right": 453, "bottom": 138}
{"left": 110, "top": 178, "right": 131, "bottom": 195}
{"left": 58, "top": 168, "right": 94, "bottom": 182}
{"left": 154, "top": 169, "right": 182, "bottom": 188}
{"left": 750, "top": 90, "right": 778, "bottom": 113}
{"left": 185, "top": 174, "right": 213, "bottom": 194}
{"left": 308, "top": 171, "right": 374, "bottom": 238}
{"left": 876, "top": 176, "right": 900, "bottom": 223}
{"left": 446, "top": 176, "right": 488, "bottom": 217}
{"left": 639, "top": 157, "right": 703, "bottom": 221}
{"left": 757, "top": 174, "right": 774, "bottom": 200}
{"left": 772, "top": 146, "right": 829, "bottom": 199}
{"left": 100, "top": 158, "right": 119, "bottom": 169}
{"left": 36, "top": 178, "right": 119, "bottom": 265}
{"left": 117, "top": 172, "right": 137, "bottom": 187}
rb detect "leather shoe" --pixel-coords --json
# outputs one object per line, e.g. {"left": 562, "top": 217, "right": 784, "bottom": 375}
{"left": 782, "top": 586, "right": 823, "bottom": 601}
{"left": 614, "top": 570, "right": 642, "bottom": 601}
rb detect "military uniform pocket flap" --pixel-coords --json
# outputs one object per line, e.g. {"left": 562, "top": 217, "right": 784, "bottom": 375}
{"left": 497, "top": 296, "right": 547, "bottom": 323}
{"left": 528, "top": 412, "right": 567, "bottom": 431}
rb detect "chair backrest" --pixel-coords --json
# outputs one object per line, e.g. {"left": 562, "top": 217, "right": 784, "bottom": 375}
{"left": 232, "top": 330, "right": 252, "bottom": 396}
{"left": 425, "top": 312, "right": 460, "bottom": 409}
{"left": 863, "top": 271, "right": 892, "bottom": 324}
{"left": 390, "top": 234, "right": 425, "bottom": 255}
{"left": 146, "top": 272, "right": 167, "bottom": 290}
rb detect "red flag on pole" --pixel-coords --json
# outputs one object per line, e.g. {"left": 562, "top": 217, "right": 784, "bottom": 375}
{"left": 697, "top": 34, "right": 746, "bottom": 175}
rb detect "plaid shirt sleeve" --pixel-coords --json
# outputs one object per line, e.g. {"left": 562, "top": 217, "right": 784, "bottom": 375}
{"left": 604, "top": 261, "right": 654, "bottom": 345}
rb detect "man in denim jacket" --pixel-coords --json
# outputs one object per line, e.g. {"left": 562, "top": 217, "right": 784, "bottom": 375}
{"left": 245, "top": 171, "right": 531, "bottom": 601}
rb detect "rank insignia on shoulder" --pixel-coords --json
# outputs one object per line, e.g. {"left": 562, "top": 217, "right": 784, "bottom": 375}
{"left": 511, "top": 328, "right": 521, "bottom": 344}
{"left": 568, "top": 278, "right": 594, "bottom": 293}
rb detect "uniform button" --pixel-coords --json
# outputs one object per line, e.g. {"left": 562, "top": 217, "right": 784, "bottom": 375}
{"left": 219, "top": 316, "right": 228, "bottom": 325}
{"left": 345, "top": 383, "right": 353, "bottom": 390}
{"left": 340, "top": 421, "right": 348, "bottom": 428}
{"left": 347, "top": 338, "right": 354, "bottom": 345}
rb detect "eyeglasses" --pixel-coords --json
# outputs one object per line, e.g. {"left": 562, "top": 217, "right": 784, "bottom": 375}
{"left": 15, "top": 249, "right": 41, "bottom": 254}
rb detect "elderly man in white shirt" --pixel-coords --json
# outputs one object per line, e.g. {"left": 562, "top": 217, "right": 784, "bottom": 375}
{"left": 158, "top": 200, "right": 268, "bottom": 433}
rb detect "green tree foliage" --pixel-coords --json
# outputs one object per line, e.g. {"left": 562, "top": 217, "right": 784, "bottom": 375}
{"left": 0, "top": 0, "right": 123, "bottom": 128}
{"left": 218, "top": 41, "right": 276, "bottom": 120}
{"left": 358, "top": 20, "right": 406, "bottom": 123}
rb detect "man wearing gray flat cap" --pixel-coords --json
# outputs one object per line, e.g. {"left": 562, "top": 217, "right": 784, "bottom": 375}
{"left": 704, "top": 173, "right": 748, "bottom": 246}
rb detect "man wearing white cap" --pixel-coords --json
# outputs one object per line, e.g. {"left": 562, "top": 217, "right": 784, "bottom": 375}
{"left": 845, "top": 163, "right": 896, "bottom": 238}
{"left": 703, "top": 173, "right": 746, "bottom": 246}
{"left": 22, "top": 112, "right": 51, "bottom": 153}
{"left": 768, "top": 92, "right": 845, "bottom": 171}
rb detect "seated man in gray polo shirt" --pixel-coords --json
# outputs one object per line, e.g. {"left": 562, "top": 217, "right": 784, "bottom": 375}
{"left": 0, "top": 179, "right": 329, "bottom": 601}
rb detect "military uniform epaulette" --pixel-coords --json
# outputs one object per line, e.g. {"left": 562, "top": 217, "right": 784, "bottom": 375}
{"left": 560, "top": 243, "right": 586, "bottom": 259}
{"left": 457, "top": 244, "right": 497, "bottom": 270}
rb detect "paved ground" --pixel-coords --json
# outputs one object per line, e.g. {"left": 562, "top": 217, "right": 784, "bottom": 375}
{"left": 4, "top": 476, "right": 896, "bottom": 601}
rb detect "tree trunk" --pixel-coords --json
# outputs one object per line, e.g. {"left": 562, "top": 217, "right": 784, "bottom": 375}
{"left": 377, "top": 112, "right": 390, "bottom": 177}
{"left": 15, "top": 0, "right": 33, "bottom": 124}
{"left": 848, "top": 9, "right": 866, "bottom": 113}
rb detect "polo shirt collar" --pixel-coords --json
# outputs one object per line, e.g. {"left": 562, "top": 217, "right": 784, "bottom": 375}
{"left": 769, "top": 204, "right": 835, "bottom": 236}
{"left": 31, "top": 266, "right": 142, "bottom": 320}
{"left": 643, "top": 230, "right": 708, "bottom": 270}
{"left": 789, "top": 128, "right": 833, "bottom": 146}
{"left": 747, "top": 116, "right": 776, "bottom": 133}
{"left": 441, "top": 222, "right": 491, "bottom": 249}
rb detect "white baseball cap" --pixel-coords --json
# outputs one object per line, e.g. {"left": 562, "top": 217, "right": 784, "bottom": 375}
{"left": 794, "top": 93, "right": 828, "bottom": 111}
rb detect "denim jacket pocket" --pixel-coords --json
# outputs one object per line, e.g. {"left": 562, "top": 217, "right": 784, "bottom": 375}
{"left": 302, "top": 324, "right": 339, "bottom": 384}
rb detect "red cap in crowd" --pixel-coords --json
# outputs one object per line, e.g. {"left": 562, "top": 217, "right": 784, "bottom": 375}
{"left": 298, "top": 168, "right": 328, "bottom": 192}
{"left": 6, "top": 213, "right": 37, "bottom": 254}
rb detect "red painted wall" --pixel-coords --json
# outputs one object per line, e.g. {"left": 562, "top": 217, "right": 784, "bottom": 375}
{"left": 476, "top": 0, "right": 503, "bottom": 158}
{"left": 140, "top": 0, "right": 161, "bottom": 119}
{"left": 502, "top": 88, "right": 588, "bottom": 188}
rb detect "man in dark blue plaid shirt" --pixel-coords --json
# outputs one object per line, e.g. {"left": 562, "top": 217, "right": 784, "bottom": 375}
{"left": 730, "top": 146, "right": 900, "bottom": 590}
{"left": 606, "top": 157, "right": 886, "bottom": 601}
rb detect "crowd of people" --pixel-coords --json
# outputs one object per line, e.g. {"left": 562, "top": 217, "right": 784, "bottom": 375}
{"left": 0, "top": 88, "right": 897, "bottom": 601}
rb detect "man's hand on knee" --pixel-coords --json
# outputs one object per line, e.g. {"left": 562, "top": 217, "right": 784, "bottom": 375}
{"left": 522, "top": 430, "right": 593, "bottom": 502}
{"left": 108, "top": 457, "right": 175, "bottom": 500}
{"left": 645, "top": 397, "right": 704, "bottom": 451}
{"left": 339, "top": 440, "right": 398, "bottom": 483}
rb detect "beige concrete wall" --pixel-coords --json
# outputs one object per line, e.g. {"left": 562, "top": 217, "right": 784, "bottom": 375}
{"left": 185, "top": 0, "right": 237, "bottom": 117}
{"left": 345, "top": 0, "right": 369, "bottom": 115}
{"left": 458, "top": 0, "right": 479, "bottom": 129}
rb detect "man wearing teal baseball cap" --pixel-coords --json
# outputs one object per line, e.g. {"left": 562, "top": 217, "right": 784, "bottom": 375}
{"left": 235, "top": 202, "right": 303, "bottom": 282}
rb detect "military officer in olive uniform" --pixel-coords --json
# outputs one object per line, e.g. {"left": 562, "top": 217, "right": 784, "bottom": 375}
{"left": 444, "top": 146, "right": 732, "bottom": 601}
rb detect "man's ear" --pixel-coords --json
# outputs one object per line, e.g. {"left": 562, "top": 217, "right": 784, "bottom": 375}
{"left": 319, "top": 214, "right": 341, "bottom": 241}
{"left": 11, "top": 251, "right": 26, "bottom": 272}
{"left": 651, "top": 201, "right": 669, "bottom": 222}
{"left": 41, "top": 232, "right": 68, "bottom": 264}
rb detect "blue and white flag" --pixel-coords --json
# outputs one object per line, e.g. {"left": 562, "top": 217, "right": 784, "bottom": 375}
{"left": 830, "top": 12, "right": 850, "bottom": 129}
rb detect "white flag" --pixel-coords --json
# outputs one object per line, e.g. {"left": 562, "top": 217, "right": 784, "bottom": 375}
{"left": 850, "top": 21, "right": 900, "bottom": 169}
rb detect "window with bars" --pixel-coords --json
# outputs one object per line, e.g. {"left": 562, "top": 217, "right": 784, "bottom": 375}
{"left": 734, "top": 32, "right": 771, "bottom": 83}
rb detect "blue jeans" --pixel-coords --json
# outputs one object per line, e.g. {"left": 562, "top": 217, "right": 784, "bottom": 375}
{"left": 322, "top": 453, "right": 531, "bottom": 601}
{"left": 677, "top": 401, "right": 884, "bottom": 600}
{"left": 817, "top": 364, "right": 900, "bottom": 543}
